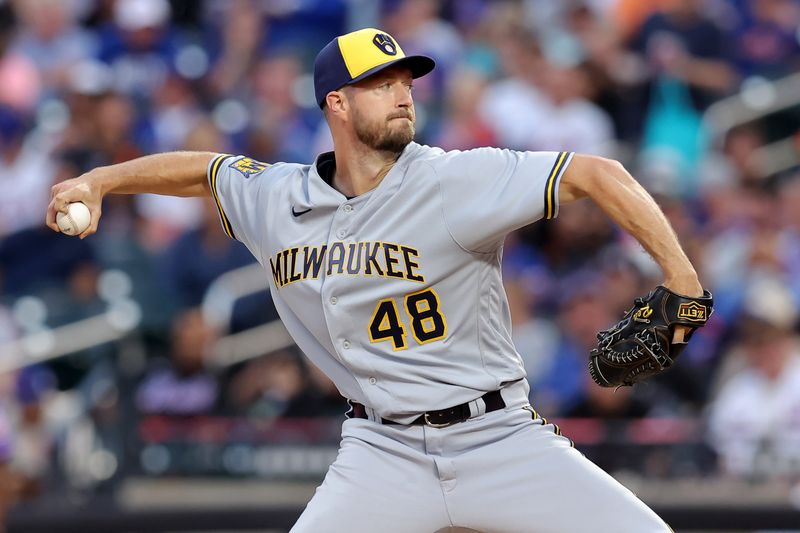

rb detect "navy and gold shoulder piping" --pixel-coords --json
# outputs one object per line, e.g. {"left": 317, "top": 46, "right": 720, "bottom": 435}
{"left": 543, "top": 151, "right": 573, "bottom": 220}
{"left": 208, "top": 154, "right": 237, "bottom": 240}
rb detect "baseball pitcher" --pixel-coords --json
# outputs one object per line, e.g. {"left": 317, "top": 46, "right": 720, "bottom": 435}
{"left": 47, "top": 28, "right": 712, "bottom": 533}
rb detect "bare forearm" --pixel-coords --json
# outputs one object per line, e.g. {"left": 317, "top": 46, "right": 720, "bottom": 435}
{"left": 47, "top": 151, "right": 219, "bottom": 238}
{"left": 94, "top": 151, "right": 217, "bottom": 197}
{"left": 559, "top": 155, "right": 701, "bottom": 294}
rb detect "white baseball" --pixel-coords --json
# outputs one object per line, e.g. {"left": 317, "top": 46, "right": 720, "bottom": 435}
{"left": 56, "top": 202, "right": 92, "bottom": 236}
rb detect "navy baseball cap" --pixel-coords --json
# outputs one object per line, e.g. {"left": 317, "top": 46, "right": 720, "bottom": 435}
{"left": 314, "top": 28, "right": 435, "bottom": 108}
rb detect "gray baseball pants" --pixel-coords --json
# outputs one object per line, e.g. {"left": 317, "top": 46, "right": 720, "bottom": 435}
{"left": 290, "top": 380, "right": 670, "bottom": 533}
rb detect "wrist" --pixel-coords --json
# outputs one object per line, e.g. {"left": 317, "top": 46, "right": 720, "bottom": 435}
{"left": 91, "top": 167, "right": 118, "bottom": 196}
{"left": 663, "top": 271, "right": 702, "bottom": 297}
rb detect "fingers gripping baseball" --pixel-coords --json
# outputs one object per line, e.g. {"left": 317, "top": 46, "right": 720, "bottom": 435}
{"left": 47, "top": 176, "right": 103, "bottom": 239}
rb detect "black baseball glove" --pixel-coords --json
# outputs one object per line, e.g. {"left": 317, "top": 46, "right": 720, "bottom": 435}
{"left": 589, "top": 286, "right": 713, "bottom": 387}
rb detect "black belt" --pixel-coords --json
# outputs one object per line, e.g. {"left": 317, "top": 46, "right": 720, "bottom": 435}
{"left": 348, "top": 389, "right": 506, "bottom": 428}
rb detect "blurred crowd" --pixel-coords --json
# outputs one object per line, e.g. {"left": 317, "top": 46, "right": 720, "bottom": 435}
{"left": 0, "top": 0, "right": 800, "bottom": 515}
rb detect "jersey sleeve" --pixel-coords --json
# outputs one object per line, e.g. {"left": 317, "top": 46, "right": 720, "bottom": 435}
{"left": 207, "top": 154, "right": 271, "bottom": 260}
{"left": 434, "top": 148, "right": 574, "bottom": 252}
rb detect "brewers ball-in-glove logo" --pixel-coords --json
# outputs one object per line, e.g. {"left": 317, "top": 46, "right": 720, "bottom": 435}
{"left": 373, "top": 33, "right": 397, "bottom": 55}
{"left": 589, "top": 286, "right": 713, "bottom": 387}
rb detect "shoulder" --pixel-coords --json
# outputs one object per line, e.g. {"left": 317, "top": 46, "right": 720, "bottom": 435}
{"left": 410, "top": 143, "right": 512, "bottom": 169}
{"left": 421, "top": 145, "right": 522, "bottom": 177}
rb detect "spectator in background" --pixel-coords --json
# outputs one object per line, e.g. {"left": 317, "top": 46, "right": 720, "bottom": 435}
{"left": 59, "top": 63, "right": 143, "bottom": 171}
{"left": 97, "top": 0, "right": 176, "bottom": 97}
{"left": 502, "top": 233, "right": 560, "bottom": 386}
{"left": 535, "top": 199, "right": 617, "bottom": 277}
{"left": 700, "top": 179, "right": 792, "bottom": 324}
{"left": 0, "top": 149, "right": 96, "bottom": 299}
{"left": 246, "top": 53, "right": 319, "bottom": 163}
{"left": 528, "top": 60, "right": 614, "bottom": 155}
{"left": 434, "top": 67, "right": 495, "bottom": 150}
{"left": 729, "top": 0, "right": 800, "bottom": 80}
{"left": 529, "top": 271, "right": 617, "bottom": 415}
{"left": 630, "top": 0, "right": 736, "bottom": 112}
{"left": 564, "top": 375, "right": 658, "bottom": 476}
{"left": 478, "top": 13, "right": 613, "bottom": 155}
{"left": 10, "top": 0, "right": 96, "bottom": 98}
{"left": 0, "top": 3, "right": 40, "bottom": 114}
{"left": 59, "top": 60, "right": 115, "bottom": 164}
{"left": 612, "top": 0, "right": 665, "bottom": 41}
{"left": 227, "top": 349, "right": 305, "bottom": 418}
{"left": 478, "top": 24, "right": 550, "bottom": 150}
{"left": 0, "top": 373, "right": 19, "bottom": 533}
{"left": 160, "top": 199, "right": 256, "bottom": 309}
{"left": 382, "top": 0, "right": 464, "bottom": 118}
{"left": 9, "top": 366, "right": 56, "bottom": 501}
{"left": 383, "top": 0, "right": 463, "bottom": 70}
{"left": 136, "top": 308, "right": 219, "bottom": 416}
{"left": 0, "top": 106, "right": 55, "bottom": 238}
{"left": 778, "top": 174, "right": 800, "bottom": 303}
{"left": 720, "top": 124, "right": 767, "bottom": 186}
{"left": 134, "top": 73, "right": 207, "bottom": 247}
{"left": 630, "top": 0, "right": 737, "bottom": 185}
{"left": 708, "top": 276, "right": 800, "bottom": 479}
{"left": 147, "top": 74, "right": 204, "bottom": 153}
{"left": 228, "top": 350, "right": 346, "bottom": 419}
{"left": 560, "top": 2, "right": 650, "bottom": 143}
{"left": 0, "top": 212, "right": 97, "bottom": 300}
{"left": 283, "top": 362, "right": 347, "bottom": 418}
{"left": 206, "top": 0, "right": 264, "bottom": 99}
{"left": 567, "top": 377, "right": 653, "bottom": 419}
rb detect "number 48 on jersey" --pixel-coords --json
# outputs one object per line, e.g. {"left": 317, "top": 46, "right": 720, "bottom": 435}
{"left": 368, "top": 288, "right": 447, "bottom": 350}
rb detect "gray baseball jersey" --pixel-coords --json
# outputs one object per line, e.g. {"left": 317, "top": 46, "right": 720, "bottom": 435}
{"left": 208, "top": 143, "right": 573, "bottom": 423}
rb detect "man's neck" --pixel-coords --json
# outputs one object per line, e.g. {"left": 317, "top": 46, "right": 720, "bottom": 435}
{"left": 331, "top": 141, "right": 404, "bottom": 197}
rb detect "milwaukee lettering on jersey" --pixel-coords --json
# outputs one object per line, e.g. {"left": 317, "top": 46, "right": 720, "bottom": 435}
{"left": 268, "top": 242, "right": 425, "bottom": 288}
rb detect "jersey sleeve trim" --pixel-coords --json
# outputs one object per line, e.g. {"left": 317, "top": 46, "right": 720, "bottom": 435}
{"left": 207, "top": 154, "right": 238, "bottom": 240}
{"left": 543, "top": 151, "right": 574, "bottom": 220}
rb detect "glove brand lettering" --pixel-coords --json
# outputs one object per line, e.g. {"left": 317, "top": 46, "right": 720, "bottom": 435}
{"left": 632, "top": 305, "right": 654, "bottom": 322}
{"left": 678, "top": 302, "right": 707, "bottom": 322}
{"left": 269, "top": 242, "right": 424, "bottom": 288}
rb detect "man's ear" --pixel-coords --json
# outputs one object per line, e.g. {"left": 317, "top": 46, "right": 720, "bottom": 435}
{"left": 326, "top": 90, "right": 348, "bottom": 116}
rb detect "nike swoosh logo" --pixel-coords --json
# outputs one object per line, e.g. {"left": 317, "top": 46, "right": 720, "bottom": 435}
{"left": 291, "top": 206, "right": 312, "bottom": 217}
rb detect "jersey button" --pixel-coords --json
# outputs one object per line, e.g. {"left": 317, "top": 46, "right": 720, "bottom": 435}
{"left": 330, "top": 296, "right": 338, "bottom": 305}
{"left": 336, "top": 229, "right": 347, "bottom": 239}
{"left": 342, "top": 340, "right": 351, "bottom": 349}
{"left": 369, "top": 377, "right": 377, "bottom": 385}
{"left": 343, "top": 204, "right": 353, "bottom": 213}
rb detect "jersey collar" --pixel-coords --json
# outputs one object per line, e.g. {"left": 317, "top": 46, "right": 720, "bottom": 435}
{"left": 306, "top": 142, "right": 421, "bottom": 207}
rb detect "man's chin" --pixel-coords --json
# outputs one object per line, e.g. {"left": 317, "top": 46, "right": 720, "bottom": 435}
{"left": 375, "top": 138, "right": 412, "bottom": 154}
{"left": 368, "top": 124, "right": 412, "bottom": 153}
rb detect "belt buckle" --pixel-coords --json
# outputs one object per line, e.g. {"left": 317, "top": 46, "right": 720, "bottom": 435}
{"left": 423, "top": 412, "right": 455, "bottom": 428}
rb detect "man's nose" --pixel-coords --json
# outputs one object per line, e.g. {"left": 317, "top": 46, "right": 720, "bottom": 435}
{"left": 395, "top": 85, "right": 412, "bottom": 108}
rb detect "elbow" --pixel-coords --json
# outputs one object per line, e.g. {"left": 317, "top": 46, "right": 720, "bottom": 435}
{"left": 563, "top": 155, "right": 633, "bottom": 199}
{"left": 594, "top": 156, "right": 630, "bottom": 182}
